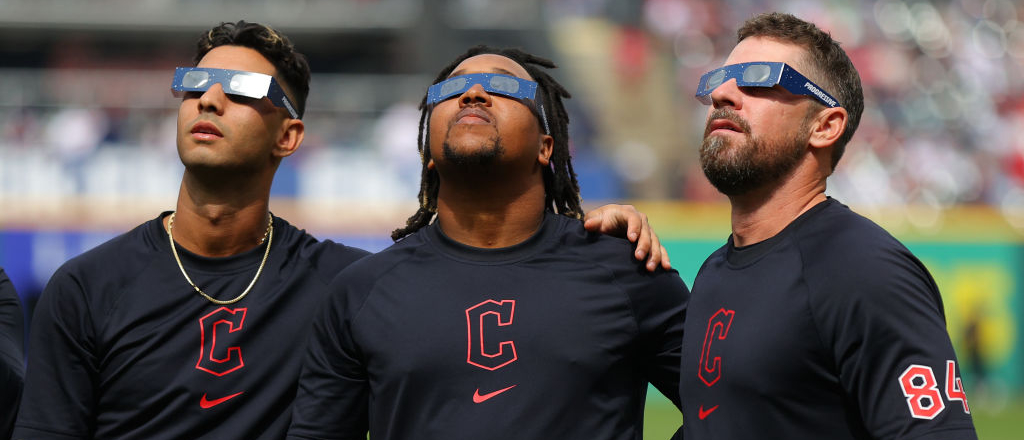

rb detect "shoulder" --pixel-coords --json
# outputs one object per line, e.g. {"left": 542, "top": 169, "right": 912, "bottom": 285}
{"left": 548, "top": 214, "right": 690, "bottom": 300}
{"left": 794, "top": 199, "right": 943, "bottom": 315}
{"left": 273, "top": 217, "right": 372, "bottom": 281}
{"left": 0, "top": 267, "right": 23, "bottom": 336}
{"left": 548, "top": 214, "right": 639, "bottom": 263}
{"left": 795, "top": 200, "right": 926, "bottom": 281}
{"left": 695, "top": 241, "right": 729, "bottom": 273}
{"left": 0, "top": 268, "right": 22, "bottom": 313}
{"left": 546, "top": 216, "right": 690, "bottom": 338}
{"left": 332, "top": 231, "right": 424, "bottom": 285}
{"left": 0, "top": 267, "right": 24, "bottom": 364}
{"left": 0, "top": 268, "right": 16, "bottom": 301}
{"left": 318, "top": 232, "right": 426, "bottom": 320}
{"left": 54, "top": 218, "right": 162, "bottom": 282}
{"left": 29, "top": 218, "right": 165, "bottom": 331}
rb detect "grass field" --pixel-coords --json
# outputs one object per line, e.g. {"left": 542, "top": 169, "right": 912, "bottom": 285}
{"left": 644, "top": 399, "right": 682, "bottom": 439}
{"left": 643, "top": 393, "right": 1024, "bottom": 439}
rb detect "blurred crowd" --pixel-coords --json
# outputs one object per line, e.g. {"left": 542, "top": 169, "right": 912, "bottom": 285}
{"left": 2, "top": 0, "right": 1024, "bottom": 224}
{"left": 545, "top": 0, "right": 1024, "bottom": 218}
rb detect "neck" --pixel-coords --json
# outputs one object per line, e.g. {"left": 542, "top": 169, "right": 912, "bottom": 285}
{"left": 727, "top": 160, "right": 827, "bottom": 247}
{"left": 164, "top": 171, "right": 274, "bottom": 257}
{"left": 434, "top": 175, "right": 547, "bottom": 248}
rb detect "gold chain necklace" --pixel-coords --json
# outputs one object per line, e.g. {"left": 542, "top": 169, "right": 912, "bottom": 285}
{"left": 166, "top": 212, "right": 273, "bottom": 305}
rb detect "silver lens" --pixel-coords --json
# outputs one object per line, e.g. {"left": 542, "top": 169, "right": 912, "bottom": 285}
{"left": 742, "top": 64, "right": 772, "bottom": 83}
{"left": 489, "top": 75, "right": 520, "bottom": 94}
{"left": 228, "top": 73, "right": 269, "bottom": 98}
{"left": 182, "top": 70, "right": 210, "bottom": 88}
{"left": 706, "top": 69, "right": 726, "bottom": 91}
{"left": 439, "top": 77, "right": 467, "bottom": 98}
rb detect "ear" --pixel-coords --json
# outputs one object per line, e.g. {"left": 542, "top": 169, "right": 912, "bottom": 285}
{"left": 808, "top": 107, "right": 847, "bottom": 150}
{"left": 537, "top": 134, "right": 554, "bottom": 166}
{"left": 274, "top": 118, "right": 304, "bottom": 158}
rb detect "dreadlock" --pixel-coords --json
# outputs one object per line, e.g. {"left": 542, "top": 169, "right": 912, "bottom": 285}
{"left": 391, "top": 45, "right": 582, "bottom": 241}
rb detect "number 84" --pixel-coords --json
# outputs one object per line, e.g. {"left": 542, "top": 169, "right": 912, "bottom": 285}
{"left": 898, "top": 360, "right": 970, "bottom": 420}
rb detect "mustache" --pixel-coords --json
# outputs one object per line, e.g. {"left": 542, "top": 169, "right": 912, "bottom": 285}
{"left": 703, "top": 109, "right": 752, "bottom": 138}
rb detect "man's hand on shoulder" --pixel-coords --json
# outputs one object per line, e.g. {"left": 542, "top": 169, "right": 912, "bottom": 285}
{"left": 584, "top": 204, "right": 671, "bottom": 272}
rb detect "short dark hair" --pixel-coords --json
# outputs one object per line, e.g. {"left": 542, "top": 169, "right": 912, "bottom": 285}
{"left": 738, "top": 12, "right": 864, "bottom": 170}
{"left": 194, "top": 20, "right": 311, "bottom": 118}
{"left": 391, "top": 45, "right": 582, "bottom": 241}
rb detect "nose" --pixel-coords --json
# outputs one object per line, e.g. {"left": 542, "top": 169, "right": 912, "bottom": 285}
{"left": 708, "top": 78, "right": 742, "bottom": 110}
{"left": 459, "top": 83, "right": 492, "bottom": 107}
{"left": 196, "top": 83, "right": 227, "bottom": 115}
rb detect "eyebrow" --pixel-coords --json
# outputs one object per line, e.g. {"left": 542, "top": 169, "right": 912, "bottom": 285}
{"left": 448, "top": 67, "right": 520, "bottom": 79}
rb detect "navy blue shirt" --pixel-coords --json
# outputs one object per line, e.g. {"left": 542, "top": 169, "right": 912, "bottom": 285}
{"left": 288, "top": 212, "right": 689, "bottom": 440}
{"left": 1, "top": 268, "right": 24, "bottom": 439}
{"left": 680, "top": 199, "right": 976, "bottom": 439}
{"left": 14, "top": 213, "right": 369, "bottom": 440}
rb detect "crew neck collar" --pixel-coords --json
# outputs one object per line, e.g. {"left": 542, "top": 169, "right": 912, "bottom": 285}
{"left": 725, "top": 198, "right": 835, "bottom": 266}
{"left": 423, "top": 211, "right": 559, "bottom": 264}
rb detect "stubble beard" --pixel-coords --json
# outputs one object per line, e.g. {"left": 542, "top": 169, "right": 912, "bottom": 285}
{"left": 442, "top": 135, "right": 505, "bottom": 168}
{"left": 699, "top": 109, "right": 809, "bottom": 196}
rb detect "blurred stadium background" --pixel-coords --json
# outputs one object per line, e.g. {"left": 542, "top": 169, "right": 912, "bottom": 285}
{"left": 1, "top": 0, "right": 1022, "bottom": 437}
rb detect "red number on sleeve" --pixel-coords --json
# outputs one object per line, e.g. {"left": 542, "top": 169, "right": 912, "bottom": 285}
{"left": 898, "top": 361, "right": 970, "bottom": 419}
{"left": 898, "top": 365, "right": 945, "bottom": 420}
{"left": 944, "top": 360, "right": 970, "bottom": 414}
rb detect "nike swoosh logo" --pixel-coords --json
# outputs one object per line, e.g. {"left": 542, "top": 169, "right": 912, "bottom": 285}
{"left": 473, "top": 385, "right": 517, "bottom": 403}
{"left": 698, "top": 404, "right": 719, "bottom": 420}
{"left": 200, "top": 391, "right": 244, "bottom": 409}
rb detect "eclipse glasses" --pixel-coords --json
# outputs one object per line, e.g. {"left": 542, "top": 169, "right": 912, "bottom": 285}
{"left": 427, "top": 73, "right": 538, "bottom": 104}
{"left": 695, "top": 62, "right": 841, "bottom": 108}
{"left": 427, "top": 72, "right": 549, "bottom": 134}
{"left": 171, "top": 67, "right": 300, "bottom": 119}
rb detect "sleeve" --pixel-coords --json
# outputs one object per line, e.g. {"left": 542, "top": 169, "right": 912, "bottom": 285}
{"left": 809, "top": 241, "right": 978, "bottom": 440}
{"left": 13, "top": 268, "right": 99, "bottom": 440}
{"left": 629, "top": 268, "right": 689, "bottom": 409}
{"left": 0, "top": 268, "right": 25, "bottom": 439}
{"left": 286, "top": 270, "right": 371, "bottom": 440}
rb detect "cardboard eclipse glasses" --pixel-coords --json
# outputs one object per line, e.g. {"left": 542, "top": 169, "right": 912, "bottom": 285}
{"left": 171, "top": 67, "right": 300, "bottom": 119}
{"left": 696, "top": 62, "right": 842, "bottom": 108}
{"left": 426, "top": 72, "right": 548, "bottom": 133}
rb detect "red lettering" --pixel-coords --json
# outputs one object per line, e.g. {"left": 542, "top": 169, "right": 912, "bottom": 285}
{"left": 699, "top": 309, "right": 735, "bottom": 387}
{"left": 465, "top": 300, "right": 517, "bottom": 371}
{"left": 196, "top": 307, "right": 247, "bottom": 376}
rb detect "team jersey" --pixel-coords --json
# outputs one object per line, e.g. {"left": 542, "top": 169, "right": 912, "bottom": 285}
{"left": 14, "top": 213, "right": 369, "bottom": 440}
{"left": 679, "top": 198, "right": 977, "bottom": 440}
{"left": 1, "top": 268, "right": 24, "bottom": 439}
{"left": 287, "top": 212, "right": 689, "bottom": 440}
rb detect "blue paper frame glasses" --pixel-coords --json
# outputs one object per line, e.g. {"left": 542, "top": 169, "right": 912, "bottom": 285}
{"left": 695, "top": 62, "right": 842, "bottom": 108}
{"left": 426, "top": 73, "right": 548, "bottom": 133}
{"left": 171, "top": 67, "right": 300, "bottom": 119}
{"left": 426, "top": 73, "right": 539, "bottom": 105}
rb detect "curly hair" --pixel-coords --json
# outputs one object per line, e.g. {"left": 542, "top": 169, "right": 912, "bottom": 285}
{"left": 195, "top": 20, "right": 311, "bottom": 118}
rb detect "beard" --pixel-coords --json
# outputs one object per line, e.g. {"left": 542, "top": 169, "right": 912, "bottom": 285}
{"left": 441, "top": 135, "right": 505, "bottom": 167}
{"left": 699, "top": 109, "right": 809, "bottom": 196}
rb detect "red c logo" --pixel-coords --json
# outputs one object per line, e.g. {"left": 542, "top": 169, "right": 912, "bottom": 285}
{"left": 196, "top": 307, "right": 247, "bottom": 376}
{"left": 699, "top": 308, "right": 735, "bottom": 387}
{"left": 465, "top": 300, "right": 517, "bottom": 371}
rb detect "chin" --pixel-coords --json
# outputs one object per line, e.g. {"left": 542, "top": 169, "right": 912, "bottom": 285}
{"left": 441, "top": 138, "right": 504, "bottom": 167}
